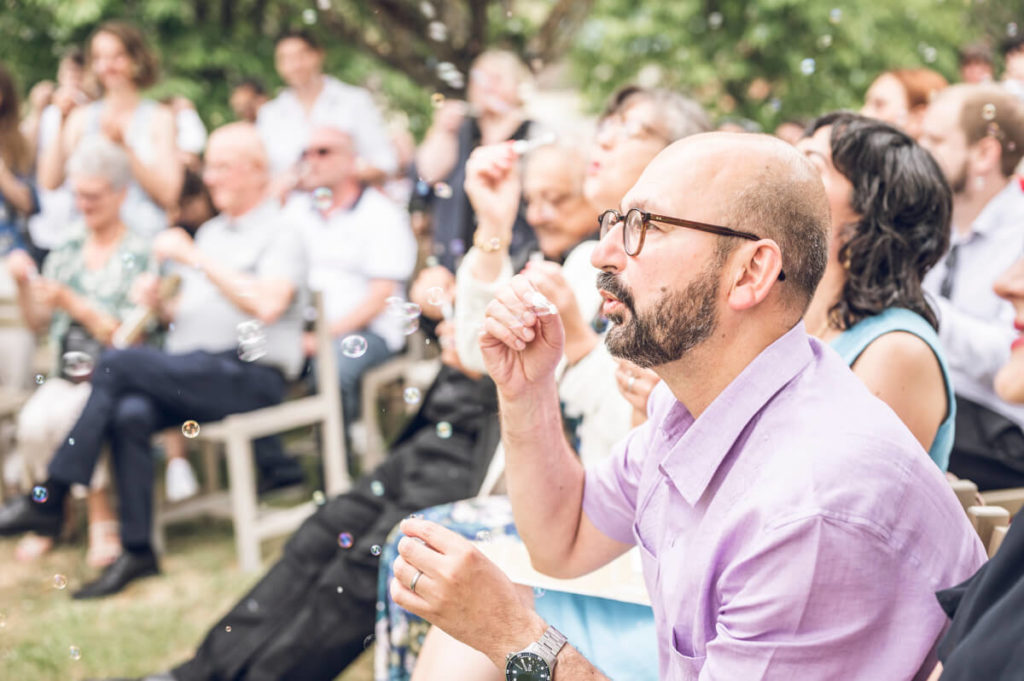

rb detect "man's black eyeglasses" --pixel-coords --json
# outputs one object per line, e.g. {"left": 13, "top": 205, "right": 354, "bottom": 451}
{"left": 597, "top": 208, "right": 786, "bottom": 281}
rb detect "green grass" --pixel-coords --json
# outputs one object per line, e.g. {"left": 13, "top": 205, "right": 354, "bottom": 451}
{"left": 0, "top": 518, "right": 374, "bottom": 681}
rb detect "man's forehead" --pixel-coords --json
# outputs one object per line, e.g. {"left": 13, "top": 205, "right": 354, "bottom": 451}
{"left": 309, "top": 126, "right": 352, "bottom": 146}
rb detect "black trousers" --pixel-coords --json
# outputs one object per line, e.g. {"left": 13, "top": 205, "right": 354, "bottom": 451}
{"left": 171, "top": 366, "right": 500, "bottom": 681}
{"left": 47, "top": 347, "right": 292, "bottom": 547}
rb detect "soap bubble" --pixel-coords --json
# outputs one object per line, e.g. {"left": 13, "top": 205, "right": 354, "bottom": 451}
{"left": 62, "top": 351, "right": 95, "bottom": 379}
{"left": 426, "top": 286, "right": 445, "bottom": 306}
{"left": 338, "top": 532, "right": 354, "bottom": 549}
{"left": 313, "top": 186, "right": 333, "bottom": 212}
{"left": 403, "top": 317, "right": 420, "bottom": 336}
{"left": 225, "top": 625, "right": 232, "bottom": 633}
{"left": 312, "top": 490, "right": 326, "bottom": 506}
{"left": 32, "top": 485, "right": 48, "bottom": 503}
{"left": 370, "top": 480, "right": 385, "bottom": 497}
{"left": 182, "top": 420, "right": 200, "bottom": 439}
{"left": 363, "top": 634, "right": 375, "bottom": 649}
{"left": 427, "top": 21, "right": 448, "bottom": 42}
{"left": 800, "top": 58, "right": 816, "bottom": 76}
{"left": 246, "top": 598, "right": 259, "bottom": 613}
{"left": 336, "top": 585, "right": 344, "bottom": 593}
{"left": 817, "top": 34, "right": 833, "bottom": 49}
{"left": 403, "top": 387, "right": 422, "bottom": 405}
{"left": 829, "top": 8, "right": 842, "bottom": 24}
{"left": 1009, "top": 22, "right": 1019, "bottom": 38}
{"left": 450, "top": 238, "right": 466, "bottom": 256}
{"left": 475, "top": 530, "right": 492, "bottom": 542}
{"left": 431, "top": 92, "right": 445, "bottom": 108}
{"left": 707, "top": 12, "right": 723, "bottom": 29}
{"left": 370, "top": 544, "right": 382, "bottom": 556}
{"left": 53, "top": 574, "right": 68, "bottom": 590}
{"left": 433, "top": 182, "right": 453, "bottom": 199}
{"left": 68, "top": 437, "right": 75, "bottom": 446}
{"left": 317, "top": 0, "right": 331, "bottom": 9}
{"left": 34, "top": 374, "right": 45, "bottom": 385}
{"left": 983, "top": 103, "right": 996, "bottom": 121}
{"left": 921, "top": 46, "right": 937, "bottom": 64}
{"left": 341, "top": 335, "right": 368, "bottom": 358}
{"left": 420, "top": 1, "right": 435, "bottom": 19}
{"left": 401, "top": 302, "right": 422, "bottom": 318}
{"left": 69, "top": 645, "right": 81, "bottom": 661}
{"left": 302, "top": 8, "right": 317, "bottom": 24}
{"left": 533, "top": 587, "right": 546, "bottom": 599}
{"left": 122, "top": 253, "right": 137, "bottom": 270}
{"left": 436, "top": 421, "right": 453, "bottom": 439}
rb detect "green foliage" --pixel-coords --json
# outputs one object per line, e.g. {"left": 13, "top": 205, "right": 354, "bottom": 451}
{"left": 0, "top": 0, "right": 1017, "bottom": 139}
{"left": 568, "top": 0, "right": 1015, "bottom": 129}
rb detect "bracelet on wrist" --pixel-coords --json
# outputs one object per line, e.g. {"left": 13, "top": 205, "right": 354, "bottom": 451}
{"left": 473, "top": 235, "right": 508, "bottom": 253}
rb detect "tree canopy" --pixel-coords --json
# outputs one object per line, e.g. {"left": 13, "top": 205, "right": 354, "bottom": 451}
{"left": 0, "top": 0, "right": 1018, "bottom": 136}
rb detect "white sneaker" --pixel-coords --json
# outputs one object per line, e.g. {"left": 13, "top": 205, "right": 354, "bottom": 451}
{"left": 166, "top": 457, "right": 200, "bottom": 502}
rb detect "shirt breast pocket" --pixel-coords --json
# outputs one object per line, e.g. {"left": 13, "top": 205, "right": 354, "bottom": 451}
{"left": 669, "top": 629, "right": 707, "bottom": 680}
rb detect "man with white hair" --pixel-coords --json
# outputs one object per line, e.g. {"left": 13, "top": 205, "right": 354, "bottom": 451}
{"left": 0, "top": 123, "right": 308, "bottom": 599}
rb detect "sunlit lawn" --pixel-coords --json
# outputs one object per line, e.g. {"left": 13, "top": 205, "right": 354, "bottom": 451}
{"left": 0, "top": 516, "right": 374, "bottom": 681}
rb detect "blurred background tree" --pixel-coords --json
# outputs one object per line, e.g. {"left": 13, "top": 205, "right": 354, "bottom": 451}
{"left": 0, "top": 0, "right": 1018, "bottom": 136}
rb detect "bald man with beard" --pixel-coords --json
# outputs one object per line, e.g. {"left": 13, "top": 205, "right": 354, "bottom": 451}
{"left": 388, "top": 133, "right": 985, "bottom": 681}
{"left": 0, "top": 123, "right": 308, "bottom": 598}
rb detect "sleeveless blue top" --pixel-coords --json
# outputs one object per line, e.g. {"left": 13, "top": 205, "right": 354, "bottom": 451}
{"left": 830, "top": 307, "right": 955, "bottom": 471}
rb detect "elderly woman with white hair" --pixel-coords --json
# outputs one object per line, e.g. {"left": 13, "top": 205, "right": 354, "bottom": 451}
{"left": 5, "top": 134, "right": 150, "bottom": 566}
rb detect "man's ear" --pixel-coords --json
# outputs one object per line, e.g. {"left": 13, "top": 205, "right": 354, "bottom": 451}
{"left": 971, "top": 136, "right": 1002, "bottom": 176}
{"left": 726, "top": 240, "right": 784, "bottom": 311}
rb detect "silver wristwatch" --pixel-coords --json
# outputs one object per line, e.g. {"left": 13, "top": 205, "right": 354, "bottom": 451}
{"left": 505, "top": 626, "right": 568, "bottom": 680}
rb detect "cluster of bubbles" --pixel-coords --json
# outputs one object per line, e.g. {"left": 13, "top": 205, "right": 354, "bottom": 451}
{"left": 313, "top": 186, "right": 333, "bottom": 213}
{"left": 182, "top": 420, "right": 201, "bottom": 439}
{"left": 237, "top": 320, "right": 267, "bottom": 362}
{"left": 386, "top": 297, "right": 423, "bottom": 336}
{"left": 61, "top": 351, "right": 95, "bottom": 380}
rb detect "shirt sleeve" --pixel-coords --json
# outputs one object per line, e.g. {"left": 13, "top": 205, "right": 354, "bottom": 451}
{"left": 933, "top": 295, "right": 1014, "bottom": 388}
{"left": 362, "top": 194, "right": 416, "bottom": 282}
{"left": 350, "top": 89, "right": 398, "bottom": 175}
{"left": 582, "top": 421, "right": 649, "bottom": 546}
{"left": 696, "top": 514, "right": 952, "bottom": 681}
{"left": 453, "top": 247, "right": 514, "bottom": 374}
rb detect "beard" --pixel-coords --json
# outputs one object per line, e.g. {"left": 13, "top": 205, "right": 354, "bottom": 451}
{"left": 597, "top": 265, "right": 720, "bottom": 369}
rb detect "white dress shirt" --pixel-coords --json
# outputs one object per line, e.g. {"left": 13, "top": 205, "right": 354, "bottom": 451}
{"left": 257, "top": 75, "right": 397, "bottom": 176}
{"left": 923, "top": 180, "right": 1024, "bottom": 425}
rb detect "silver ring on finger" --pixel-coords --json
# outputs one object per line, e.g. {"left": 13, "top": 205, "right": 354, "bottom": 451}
{"left": 410, "top": 570, "right": 423, "bottom": 594}
{"left": 627, "top": 375, "right": 636, "bottom": 392}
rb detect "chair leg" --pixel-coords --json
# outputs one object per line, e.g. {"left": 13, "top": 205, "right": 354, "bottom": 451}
{"left": 321, "top": 404, "right": 350, "bottom": 496}
{"left": 225, "top": 431, "right": 261, "bottom": 573}
{"left": 200, "top": 440, "right": 220, "bottom": 493}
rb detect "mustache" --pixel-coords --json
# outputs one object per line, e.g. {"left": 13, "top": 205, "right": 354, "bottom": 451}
{"left": 596, "top": 272, "right": 637, "bottom": 315}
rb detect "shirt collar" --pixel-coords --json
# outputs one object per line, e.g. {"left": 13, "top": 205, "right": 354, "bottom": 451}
{"left": 968, "top": 180, "right": 1024, "bottom": 238}
{"left": 658, "top": 321, "right": 815, "bottom": 505}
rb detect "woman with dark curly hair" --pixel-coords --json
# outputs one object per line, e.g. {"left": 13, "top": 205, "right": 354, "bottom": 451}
{"left": 799, "top": 111, "right": 955, "bottom": 470}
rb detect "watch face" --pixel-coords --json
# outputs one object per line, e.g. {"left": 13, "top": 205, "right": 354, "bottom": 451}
{"left": 506, "top": 652, "right": 551, "bottom": 681}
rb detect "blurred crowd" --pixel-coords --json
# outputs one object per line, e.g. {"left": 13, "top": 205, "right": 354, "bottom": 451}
{"left": 0, "top": 17, "right": 1023, "bottom": 681}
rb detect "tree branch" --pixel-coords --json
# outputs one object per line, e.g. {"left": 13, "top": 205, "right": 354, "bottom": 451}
{"left": 527, "top": 0, "right": 595, "bottom": 65}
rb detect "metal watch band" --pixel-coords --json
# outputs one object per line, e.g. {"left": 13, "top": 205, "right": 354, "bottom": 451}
{"left": 531, "top": 625, "right": 568, "bottom": 667}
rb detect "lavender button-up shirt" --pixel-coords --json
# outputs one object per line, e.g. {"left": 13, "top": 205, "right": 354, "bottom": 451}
{"left": 583, "top": 322, "right": 986, "bottom": 681}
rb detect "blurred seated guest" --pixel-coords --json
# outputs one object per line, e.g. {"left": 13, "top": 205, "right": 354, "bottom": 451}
{"left": 8, "top": 136, "right": 150, "bottom": 566}
{"left": 0, "top": 122, "right": 307, "bottom": 599}
{"left": 927, "top": 255, "right": 1024, "bottom": 681}
{"left": 163, "top": 95, "right": 207, "bottom": 171}
{"left": 38, "top": 21, "right": 182, "bottom": 238}
{"left": 958, "top": 43, "right": 995, "bottom": 84}
{"left": 0, "top": 63, "right": 39, "bottom": 256}
{"left": 799, "top": 112, "right": 955, "bottom": 468}
{"left": 230, "top": 77, "right": 268, "bottom": 124}
{"left": 285, "top": 125, "right": 416, "bottom": 429}
{"left": 918, "top": 85, "right": 1024, "bottom": 489}
{"left": 1002, "top": 35, "right": 1024, "bottom": 101}
{"left": 258, "top": 30, "right": 396, "bottom": 185}
{"left": 862, "top": 67, "right": 948, "bottom": 139}
{"left": 774, "top": 118, "right": 807, "bottom": 145}
{"left": 25, "top": 47, "right": 91, "bottom": 257}
{"left": 415, "top": 50, "right": 537, "bottom": 271}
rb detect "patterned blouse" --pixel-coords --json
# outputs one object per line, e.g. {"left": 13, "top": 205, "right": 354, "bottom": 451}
{"left": 41, "top": 221, "right": 151, "bottom": 374}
